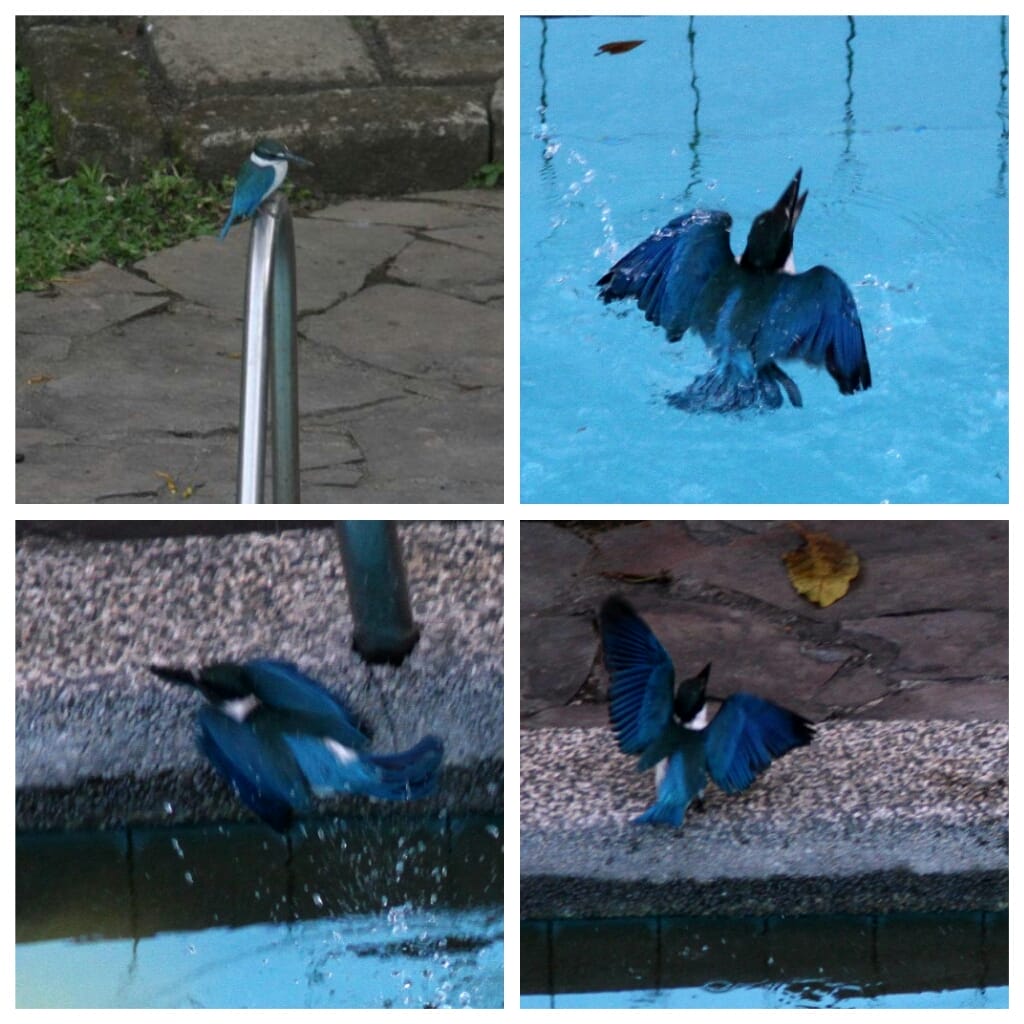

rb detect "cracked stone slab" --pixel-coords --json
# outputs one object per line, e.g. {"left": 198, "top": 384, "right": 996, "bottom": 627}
{"left": 136, "top": 220, "right": 413, "bottom": 317}
{"left": 17, "top": 190, "right": 503, "bottom": 504}
{"left": 17, "top": 263, "right": 169, "bottom": 338}
{"left": 522, "top": 521, "right": 1008, "bottom": 723}
{"left": 304, "top": 283, "right": 502, "bottom": 390}
{"left": 521, "top": 613, "right": 596, "bottom": 717}
{"left": 414, "top": 190, "right": 504, "bottom": 208}
{"left": 424, "top": 223, "right": 503, "bottom": 260}
{"left": 342, "top": 388, "right": 502, "bottom": 502}
{"left": 147, "top": 15, "right": 381, "bottom": 93}
{"left": 316, "top": 198, "right": 499, "bottom": 230}
{"left": 851, "top": 610, "right": 1007, "bottom": 677}
{"left": 521, "top": 720, "right": 1007, "bottom": 917}
{"left": 521, "top": 522, "right": 593, "bottom": 615}
{"left": 389, "top": 238, "right": 502, "bottom": 303}
{"left": 17, "top": 306, "right": 243, "bottom": 439}
{"left": 15, "top": 434, "right": 237, "bottom": 504}
{"left": 587, "top": 520, "right": 1008, "bottom": 621}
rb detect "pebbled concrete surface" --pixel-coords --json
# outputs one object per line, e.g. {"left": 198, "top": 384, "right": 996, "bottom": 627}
{"left": 16, "top": 521, "right": 503, "bottom": 830}
{"left": 520, "top": 520, "right": 1008, "bottom": 918}
{"left": 16, "top": 192, "right": 502, "bottom": 503}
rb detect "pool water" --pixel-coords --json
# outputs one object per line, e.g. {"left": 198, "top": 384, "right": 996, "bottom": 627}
{"left": 521, "top": 15, "right": 1008, "bottom": 503}
{"left": 17, "top": 907, "right": 503, "bottom": 1009}
{"left": 15, "top": 816, "right": 503, "bottom": 1008}
{"left": 521, "top": 910, "right": 1008, "bottom": 1009}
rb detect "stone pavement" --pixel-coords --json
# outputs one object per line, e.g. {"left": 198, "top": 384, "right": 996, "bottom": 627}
{"left": 520, "top": 521, "right": 1007, "bottom": 918}
{"left": 16, "top": 521, "right": 504, "bottom": 830}
{"left": 16, "top": 190, "right": 502, "bottom": 502}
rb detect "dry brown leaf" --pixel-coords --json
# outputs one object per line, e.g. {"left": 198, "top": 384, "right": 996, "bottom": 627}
{"left": 782, "top": 527, "right": 860, "bottom": 607}
{"left": 595, "top": 39, "right": 645, "bottom": 56}
{"left": 27, "top": 374, "right": 55, "bottom": 385}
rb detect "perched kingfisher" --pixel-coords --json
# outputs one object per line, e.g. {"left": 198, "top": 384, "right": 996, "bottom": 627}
{"left": 151, "top": 659, "right": 443, "bottom": 832}
{"left": 219, "top": 138, "right": 313, "bottom": 240}
{"left": 597, "top": 169, "right": 872, "bottom": 412}
{"left": 599, "top": 595, "right": 813, "bottom": 827}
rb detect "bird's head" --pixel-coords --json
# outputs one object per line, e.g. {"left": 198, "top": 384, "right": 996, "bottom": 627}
{"left": 673, "top": 661, "right": 712, "bottom": 725}
{"left": 253, "top": 138, "right": 313, "bottom": 168}
{"left": 740, "top": 168, "right": 807, "bottom": 273}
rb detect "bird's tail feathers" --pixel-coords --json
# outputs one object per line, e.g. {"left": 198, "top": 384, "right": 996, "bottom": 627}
{"left": 364, "top": 735, "right": 445, "bottom": 800}
{"left": 668, "top": 358, "right": 801, "bottom": 413}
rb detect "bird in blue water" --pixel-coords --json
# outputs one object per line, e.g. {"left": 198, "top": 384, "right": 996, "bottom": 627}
{"left": 151, "top": 659, "right": 443, "bottom": 832}
{"left": 219, "top": 138, "right": 313, "bottom": 240}
{"left": 597, "top": 169, "right": 871, "bottom": 412}
{"left": 599, "top": 595, "right": 813, "bottom": 827}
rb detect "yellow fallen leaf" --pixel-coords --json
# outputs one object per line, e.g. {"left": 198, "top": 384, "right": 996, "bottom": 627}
{"left": 782, "top": 527, "right": 860, "bottom": 607}
{"left": 27, "top": 374, "right": 55, "bottom": 385}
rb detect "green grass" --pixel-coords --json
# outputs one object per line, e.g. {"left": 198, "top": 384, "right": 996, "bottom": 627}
{"left": 16, "top": 67, "right": 228, "bottom": 291}
{"left": 468, "top": 162, "right": 503, "bottom": 188}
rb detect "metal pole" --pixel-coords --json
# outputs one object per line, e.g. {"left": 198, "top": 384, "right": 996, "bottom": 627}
{"left": 336, "top": 522, "right": 420, "bottom": 665}
{"left": 236, "top": 192, "right": 300, "bottom": 503}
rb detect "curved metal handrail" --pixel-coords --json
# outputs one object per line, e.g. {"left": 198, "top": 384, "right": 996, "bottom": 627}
{"left": 236, "top": 192, "right": 300, "bottom": 503}
{"left": 336, "top": 521, "right": 421, "bottom": 665}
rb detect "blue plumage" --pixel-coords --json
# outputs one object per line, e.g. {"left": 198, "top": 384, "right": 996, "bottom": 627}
{"left": 219, "top": 138, "right": 312, "bottom": 240}
{"left": 152, "top": 659, "right": 443, "bottom": 832}
{"left": 597, "top": 169, "right": 871, "bottom": 412}
{"left": 600, "top": 595, "right": 813, "bottom": 828}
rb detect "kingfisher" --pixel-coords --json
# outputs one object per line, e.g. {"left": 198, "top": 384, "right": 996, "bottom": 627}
{"left": 599, "top": 595, "right": 813, "bottom": 827}
{"left": 218, "top": 138, "right": 313, "bottom": 240}
{"left": 597, "top": 169, "right": 872, "bottom": 412}
{"left": 151, "top": 659, "right": 443, "bottom": 832}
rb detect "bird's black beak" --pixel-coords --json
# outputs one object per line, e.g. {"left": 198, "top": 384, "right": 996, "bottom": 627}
{"left": 284, "top": 150, "right": 313, "bottom": 168}
{"left": 773, "top": 168, "right": 807, "bottom": 233}
{"left": 150, "top": 664, "right": 199, "bottom": 687}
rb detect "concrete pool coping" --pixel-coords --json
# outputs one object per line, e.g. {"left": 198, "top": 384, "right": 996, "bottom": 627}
{"left": 520, "top": 720, "right": 1007, "bottom": 919}
{"left": 16, "top": 521, "right": 504, "bottom": 831}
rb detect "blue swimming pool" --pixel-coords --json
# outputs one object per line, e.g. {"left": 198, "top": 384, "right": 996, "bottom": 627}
{"left": 521, "top": 16, "right": 1008, "bottom": 503}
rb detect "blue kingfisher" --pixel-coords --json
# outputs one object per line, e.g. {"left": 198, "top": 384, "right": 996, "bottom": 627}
{"left": 599, "top": 595, "right": 813, "bottom": 827}
{"left": 597, "top": 169, "right": 871, "bottom": 411}
{"left": 151, "top": 659, "right": 443, "bottom": 832}
{"left": 219, "top": 138, "right": 313, "bottom": 240}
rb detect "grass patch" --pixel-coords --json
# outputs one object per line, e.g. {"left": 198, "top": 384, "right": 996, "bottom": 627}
{"left": 16, "top": 67, "right": 228, "bottom": 291}
{"left": 468, "top": 162, "right": 503, "bottom": 188}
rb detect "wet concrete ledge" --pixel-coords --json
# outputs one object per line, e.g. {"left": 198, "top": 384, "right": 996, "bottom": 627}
{"left": 520, "top": 720, "right": 1007, "bottom": 919}
{"left": 16, "top": 521, "right": 503, "bottom": 831}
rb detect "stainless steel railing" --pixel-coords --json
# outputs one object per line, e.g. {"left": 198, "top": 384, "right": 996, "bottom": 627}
{"left": 236, "top": 192, "right": 300, "bottom": 503}
{"left": 336, "top": 521, "right": 421, "bottom": 664}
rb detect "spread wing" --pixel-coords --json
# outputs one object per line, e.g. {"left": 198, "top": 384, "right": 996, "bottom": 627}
{"left": 704, "top": 693, "right": 814, "bottom": 794}
{"left": 598, "top": 210, "right": 734, "bottom": 341}
{"left": 753, "top": 266, "right": 871, "bottom": 394}
{"left": 599, "top": 596, "right": 675, "bottom": 755}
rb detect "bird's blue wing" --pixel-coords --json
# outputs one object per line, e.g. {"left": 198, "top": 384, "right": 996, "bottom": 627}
{"left": 597, "top": 210, "right": 734, "bottom": 341}
{"left": 704, "top": 693, "right": 814, "bottom": 794}
{"left": 284, "top": 734, "right": 444, "bottom": 801}
{"left": 633, "top": 741, "right": 706, "bottom": 827}
{"left": 599, "top": 596, "right": 675, "bottom": 755}
{"left": 753, "top": 266, "right": 871, "bottom": 394}
{"left": 243, "top": 660, "right": 371, "bottom": 750}
{"left": 197, "top": 705, "right": 308, "bottom": 832}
